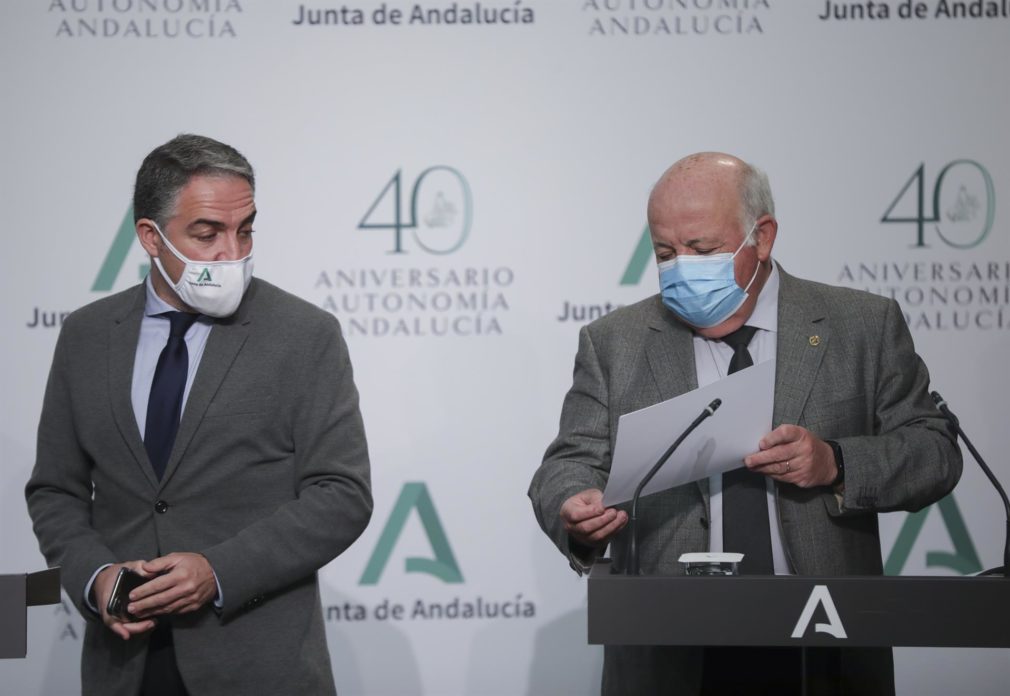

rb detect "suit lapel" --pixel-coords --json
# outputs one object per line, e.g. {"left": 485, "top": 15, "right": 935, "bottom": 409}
{"left": 158, "top": 289, "right": 254, "bottom": 488}
{"left": 642, "top": 298, "right": 707, "bottom": 501}
{"left": 773, "top": 268, "right": 828, "bottom": 428}
{"left": 644, "top": 298, "right": 698, "bottom": 402}
{"left": 108, "top": 286, "right": 159, "bottom": 489}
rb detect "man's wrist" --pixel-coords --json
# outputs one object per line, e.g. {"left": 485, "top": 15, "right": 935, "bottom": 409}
{"left": 825, "top": 439, "right": 845, "bottom": 487}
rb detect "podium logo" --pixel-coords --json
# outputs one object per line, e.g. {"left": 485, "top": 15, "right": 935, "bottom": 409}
{"left": 359, "top": 482, "right": 463, "bottom": 585}
{"left": 791, "top": 585, "right": 847, "bottom": 640}
{"left": 359, "top": 166, "right": 472, "bottom": 255}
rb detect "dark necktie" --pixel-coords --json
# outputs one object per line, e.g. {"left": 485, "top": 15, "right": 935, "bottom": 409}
{"left": 144, "top": 311, "right": 198, "bottom": 480}
{"left": 720, "top": 325, "right": 774, "bottom": 575}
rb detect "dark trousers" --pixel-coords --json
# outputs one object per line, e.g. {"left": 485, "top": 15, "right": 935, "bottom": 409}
{"left": 140, "top": 624, "right": 189, "bottom": 696}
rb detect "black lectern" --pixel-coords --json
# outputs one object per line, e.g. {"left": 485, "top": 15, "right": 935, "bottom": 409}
{"left": 588, "top": 560, "right": 1010, "bottom": 648}
{"left": 0, "top": 568, "right": 61, "bottom": 659}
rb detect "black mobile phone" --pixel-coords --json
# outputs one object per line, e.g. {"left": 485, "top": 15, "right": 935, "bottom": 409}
{"left": 106, "top": 568, "right": 148, "bottom": 621}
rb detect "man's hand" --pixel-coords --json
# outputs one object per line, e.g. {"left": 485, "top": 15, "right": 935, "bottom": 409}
{"left": 94, "top": 561, "right": 157, "bottom": 641}
{"left": 127, "top": 552, "right": 218, "bottom": 619}
{"left": 560, "top": 488, "right": 628, "bottom": 548}
{"left": 744, "top": 424, "right": 838, "bottom": 488}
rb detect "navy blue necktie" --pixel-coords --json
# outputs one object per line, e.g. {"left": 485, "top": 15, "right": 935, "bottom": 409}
{"left": 144, "top": 312, "right": 198, "bottom": 480}
{"left": 720, "top": 325, "right": 774, "bottom": 575}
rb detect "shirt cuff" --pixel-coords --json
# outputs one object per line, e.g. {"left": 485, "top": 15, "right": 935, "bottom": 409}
{"left": 212, "top": 570, "right": 223, "bottom": 609}
{"left": 83, "top": 563, "right": 114, "bottom": 614}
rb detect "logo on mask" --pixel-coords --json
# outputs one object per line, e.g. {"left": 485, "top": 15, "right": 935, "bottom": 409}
{"left": 196, "top": 268, "right": 213, "bottom": 283}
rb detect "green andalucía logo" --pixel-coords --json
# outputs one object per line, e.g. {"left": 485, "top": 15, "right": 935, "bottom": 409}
{"left": 93, "top": 206, "right": 145, "bottom": 292}
{"left": 196, "top": 268, "right": 212, "bottom": 283}
{"left": 884, "top": 494, "right": 982, "bottom": 576}
{"left": 360, "top": 482, "right": 463, "bottom": 585}
{"left": 620, "top": 225, "right": 653, "bottom": 286}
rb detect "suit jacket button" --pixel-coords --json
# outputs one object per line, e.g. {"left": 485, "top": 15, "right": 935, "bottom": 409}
{"left": 154, "top": 500, "right": 169, "bottom": 514}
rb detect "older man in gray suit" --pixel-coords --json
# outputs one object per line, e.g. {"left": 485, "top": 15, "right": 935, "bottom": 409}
{"left": 26, "top": 134, "right": 371, "bottom": 696}
{"left": 529, "top": 152, "right": 961, "bottom": 695}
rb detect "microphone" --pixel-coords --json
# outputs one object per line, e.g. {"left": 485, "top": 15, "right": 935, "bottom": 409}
{"left": 626, "top": 398, "right": 722, "bottom": 576}
{"left": 931, "top": 391, "right": 1009, "bottom": 577}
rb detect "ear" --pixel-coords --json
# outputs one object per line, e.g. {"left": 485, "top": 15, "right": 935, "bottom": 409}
{"left": 753, "top": 215, "right": 777, "bottom": 262}
{"left": 136, "top": 219, "right": 161, "bottom": 258}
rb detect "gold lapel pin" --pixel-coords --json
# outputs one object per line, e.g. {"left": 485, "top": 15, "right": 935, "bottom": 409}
{"left": 809, "top": 335, "right": 821, "bottom": 346}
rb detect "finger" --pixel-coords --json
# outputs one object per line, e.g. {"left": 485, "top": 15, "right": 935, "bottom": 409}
{"left": 745, "top": 445, "right": 792, "bottom": 468}
{"left": 130, "top": 585, "right": 189, "bottom": 616}
{"left": 758, "top": 424, "right": 802, "bottom": 450}
{"left": 122, "top": 619, "right": 157, "bottom": 634}
{"left": 122, "top": 560, "right": 155, "bottom": 578}
{"left": 562, "top": 498, "right": 605, "bottom": 523}
{"left": 158, "top": 597, "right": 204, "bottom": 616}
{"left": 142, "top": 555, "right": 178, "bottom": 575}
{"left": 585, "top": 511, "right": 629, "bottom": 544}
{"left": 562, "top": 503, "right": 603, "bottom": 524}
{"left": 570, "top": 508, "right": 618, "bottom": 537}
{"left": 128, "top": 573, "right": 176, "bottom": 601}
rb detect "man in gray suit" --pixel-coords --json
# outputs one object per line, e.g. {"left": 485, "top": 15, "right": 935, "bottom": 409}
{"left": 26, "top": 134, "right": 372, "bottom": 695}
{"left": 528, "top": 152, "right": 961, "bottom": 695}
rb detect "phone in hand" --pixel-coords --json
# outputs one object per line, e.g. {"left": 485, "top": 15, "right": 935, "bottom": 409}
{"left": 106, "top": 568, "right": 148, "bottom": 621}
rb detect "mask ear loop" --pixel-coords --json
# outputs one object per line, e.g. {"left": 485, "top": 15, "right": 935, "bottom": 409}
{"left": 732, "top": 220, "right": 763, "bottom": 294}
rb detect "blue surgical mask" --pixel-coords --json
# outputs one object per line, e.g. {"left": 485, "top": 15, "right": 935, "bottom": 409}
{"left": 657, "top": 223, "right": 760, "bottom": 329}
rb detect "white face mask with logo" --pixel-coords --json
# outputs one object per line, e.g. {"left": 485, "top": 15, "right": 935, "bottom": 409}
{"left": 151, "top": 222, "right": 254, "bottom": 318}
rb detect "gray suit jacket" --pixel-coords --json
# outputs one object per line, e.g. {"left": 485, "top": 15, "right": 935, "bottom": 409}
{"left": 529, "top": 269, "right": 962, "bottom": 694}
{"left": 26, "top": 278, "right": 372, "bottom": 696}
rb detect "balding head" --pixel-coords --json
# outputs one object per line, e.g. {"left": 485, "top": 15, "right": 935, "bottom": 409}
{"left": 646, "top": 152, "right": 779, "bottom": 338}
{"left": 648, "top": 152, "right": 774, "bottom": 233}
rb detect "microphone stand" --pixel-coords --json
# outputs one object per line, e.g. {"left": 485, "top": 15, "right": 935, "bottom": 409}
{"left": 932, "top": 391, "right": 1009, "bottom": 577}
{"left": 626, "top": 399, "right": 722, "bottom": 576}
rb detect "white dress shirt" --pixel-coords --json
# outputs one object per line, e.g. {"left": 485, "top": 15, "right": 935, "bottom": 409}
{"left": 692, "top": 261, "right": 792, "bottom": 574}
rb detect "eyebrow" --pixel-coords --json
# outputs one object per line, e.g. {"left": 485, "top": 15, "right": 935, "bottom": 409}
{"left": 187, "top": 210, "right": 257, "bottom": 231}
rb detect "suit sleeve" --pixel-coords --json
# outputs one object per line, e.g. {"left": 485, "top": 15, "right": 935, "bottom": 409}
{"left": 25, "top": 321, "right": 117, "bottom": 620}
{"left": 528, "top": 325, "right": 612, "bottom": 571}
{"left": 831, "top": 298, "right": 962, "bottom": 515}
{"left": 201, "top": 316, "right": 372, "bottom": 619}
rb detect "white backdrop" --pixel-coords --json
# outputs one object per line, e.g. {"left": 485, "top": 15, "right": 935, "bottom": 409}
{"left": 2, "top": 1, "right": 1008, "bottom": 693}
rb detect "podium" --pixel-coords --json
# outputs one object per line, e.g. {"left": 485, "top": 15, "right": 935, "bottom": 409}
{"left": 0, "top": 568, "right": 61, "bottom": 659}
{"left": 587, "top": 560, "right": 1010, "bottom": 648}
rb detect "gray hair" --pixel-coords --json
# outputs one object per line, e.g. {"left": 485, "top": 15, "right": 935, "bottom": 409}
{"left": 133, "top": 134, "right": 255, "bottom": 227}
{"left": 738, "top": 162, "right": 775, "bottom": 244}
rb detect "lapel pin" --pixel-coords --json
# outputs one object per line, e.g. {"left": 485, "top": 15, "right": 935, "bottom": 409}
{"left": 809, "top": 335, "right": 821, "bottom": 346}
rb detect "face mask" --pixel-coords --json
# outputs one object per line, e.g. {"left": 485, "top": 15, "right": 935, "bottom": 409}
{"left": 657, "top": 223, "right": 760, "bottom": 329}
{"left": 151, "top": 222, "right": 254, "bottom": 318}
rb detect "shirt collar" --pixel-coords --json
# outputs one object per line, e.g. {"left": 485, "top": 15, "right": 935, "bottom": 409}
{"left": 143, "top": 274, "right": 212, "bottom": 325}
{"left": 144, "top": 274, "right": 177, "bottom": 318}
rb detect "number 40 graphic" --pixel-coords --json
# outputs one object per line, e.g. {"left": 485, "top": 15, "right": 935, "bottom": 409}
{"left": 881, "top": 160, "right": 995, "bottom": 249}
{"left": 359, "top": 166, "right": 472, "bottom": 255}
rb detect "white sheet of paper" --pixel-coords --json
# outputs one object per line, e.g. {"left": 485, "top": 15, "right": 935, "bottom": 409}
{"left": 602, "top": 360, "right": 775, "bottom": 507}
